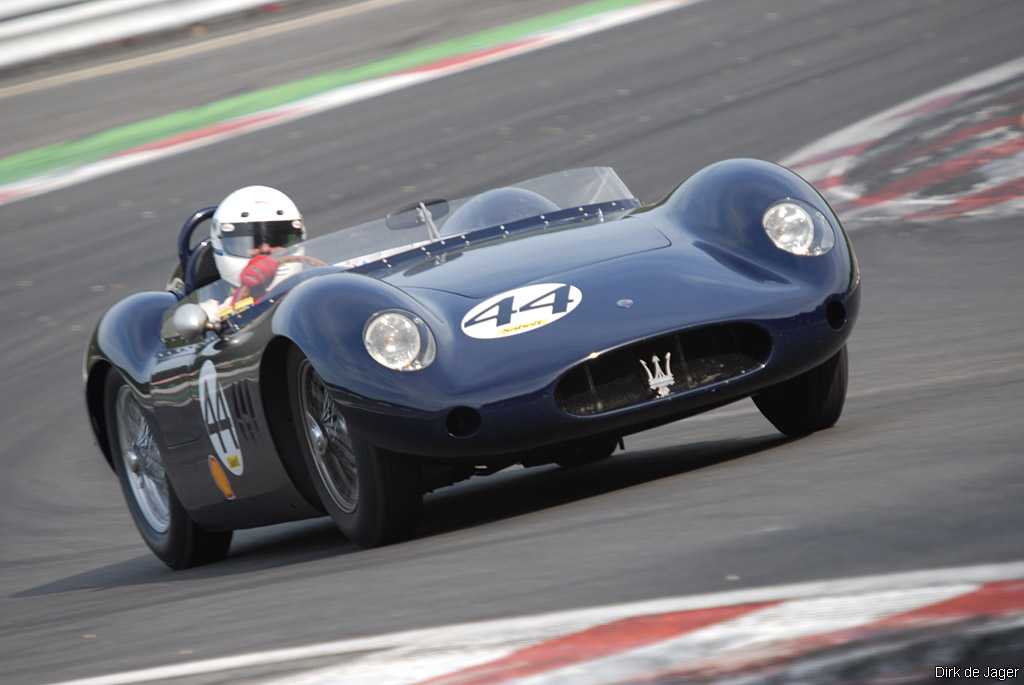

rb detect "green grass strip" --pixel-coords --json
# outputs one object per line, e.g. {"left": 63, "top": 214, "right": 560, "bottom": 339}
{"left": 0, "top": 0, "right": 651, "bottom": 186}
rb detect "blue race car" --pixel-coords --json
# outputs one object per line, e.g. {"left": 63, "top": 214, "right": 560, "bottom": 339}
{"left": 84, "top": 159, "right": 859, "bottom": 568}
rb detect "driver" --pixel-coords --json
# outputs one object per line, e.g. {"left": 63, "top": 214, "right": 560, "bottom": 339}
{"left": 205, "top": 185, "right": 307, "bottom": 317}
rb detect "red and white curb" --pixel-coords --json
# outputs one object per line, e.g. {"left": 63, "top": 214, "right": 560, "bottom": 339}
{"left": 0, "top": 0, "right": 700, "bottom": 208}
{"left": 783, "top": 55, "right": 1024, "bottom": 223}
{"left": 52, "top": 561, "right": 1024, "bottom": 684}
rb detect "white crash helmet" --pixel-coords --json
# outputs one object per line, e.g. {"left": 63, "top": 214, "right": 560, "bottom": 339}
{"left": 210, "top": 186, "right": 306, "bottom": 287}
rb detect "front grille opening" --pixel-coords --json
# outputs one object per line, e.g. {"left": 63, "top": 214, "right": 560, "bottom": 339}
{"left": 555, "top": 324, "right": 770, "bottom": 416}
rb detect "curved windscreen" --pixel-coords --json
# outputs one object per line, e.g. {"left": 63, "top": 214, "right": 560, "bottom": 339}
{"left": 302, "top": 167, "right": 639, "bottom": 268}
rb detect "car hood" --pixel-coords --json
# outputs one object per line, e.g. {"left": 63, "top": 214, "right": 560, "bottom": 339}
{"left": 355, "top": 235, "right": 812, "bottom": 405}
{"left": 377, "top": 216, "right": 671, "bottom": 298}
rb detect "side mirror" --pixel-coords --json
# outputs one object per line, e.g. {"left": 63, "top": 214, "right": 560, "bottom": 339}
{"left": 173, "top": 303, "right": 218, "bottom": 340}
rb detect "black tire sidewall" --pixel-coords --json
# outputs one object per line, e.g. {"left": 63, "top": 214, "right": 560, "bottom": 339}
{"left": 286, "top": 348, "right": 419, "bottom": 547}
{"left": 753, "top": 346, "right": 849, "bottom": 437}
{"left": 105, "top": 371, "right": 230, "bottom": 569}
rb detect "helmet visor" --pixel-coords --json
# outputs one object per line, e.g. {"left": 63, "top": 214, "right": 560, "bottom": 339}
{"left": 220, "top": 220, "right": 304, "bottom": 256}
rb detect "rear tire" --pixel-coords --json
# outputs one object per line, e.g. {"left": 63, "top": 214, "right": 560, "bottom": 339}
{"left": 105, "top": 372, "right": 232, "bottom": 569}
{"left": 753, "top": 346, "right": 848, "bottom": 437}
{"left": 287, "top": 349, "right": 421, "bottom": 548}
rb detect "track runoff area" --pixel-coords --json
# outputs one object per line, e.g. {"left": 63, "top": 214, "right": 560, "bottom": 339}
{"left": 16, "top": 0, "right": 1024, "bottom": 682}
{"left": 783, "top": 54, "right": 1024, "bottom": 224}
{"left": 49, "top": 562, "right": 1024, "bottom": 684}
{"left": 0, "top": 0, "right": 707, "bottom": 206}
{"left": 3, "top": 0, "right": 1020, "bottom": 217}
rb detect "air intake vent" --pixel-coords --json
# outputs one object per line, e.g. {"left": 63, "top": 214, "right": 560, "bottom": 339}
{"left": 555, "top": 324, "right": 770, "bottom": 416}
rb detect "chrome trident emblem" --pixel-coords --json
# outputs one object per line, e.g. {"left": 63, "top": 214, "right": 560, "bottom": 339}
{"left": 640, "top": 353, "right": 674, "bottom": 397}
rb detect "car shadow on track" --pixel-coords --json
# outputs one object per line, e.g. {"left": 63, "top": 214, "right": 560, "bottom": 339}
{"left": 14, "top": 432, "right": 791, "bottom": 596}
{"left": 417, "top": 433, "right": 792, "bottom": 540}
{"left": 11, "top": 519, "right": 349, "bottom": 596}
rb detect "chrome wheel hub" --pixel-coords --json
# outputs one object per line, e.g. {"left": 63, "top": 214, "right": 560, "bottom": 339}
{"left": 126, "top": 448, "right": 141, "bottom": 474}
{"left": 297, "top": 360, "right": 358, "bottom": 514}
{"left": 306, "top": 413, "right": 327, "bottom": 458}
{"left": 115, "top": 385, "right": 171, "bottom": 533}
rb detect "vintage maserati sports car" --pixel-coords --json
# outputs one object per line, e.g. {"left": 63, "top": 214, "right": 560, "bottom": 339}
{"left": 84, "top": 159, "right": 860, "bottom": 568}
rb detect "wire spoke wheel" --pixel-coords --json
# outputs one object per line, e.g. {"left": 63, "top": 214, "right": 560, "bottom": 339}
{"left": 106, "top": 373, "right": 232, "bottom": 569}
{"left": 115, "top": 384, "right": 171, "bottom": 533}
{"left": 286, "top": 348, "right": 421, "bottom": 548}
{"left": 297, "top": 358, "right": 359, "bottom": 514}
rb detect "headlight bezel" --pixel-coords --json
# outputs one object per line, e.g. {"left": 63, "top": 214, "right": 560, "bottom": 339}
{"left": 363, "top": 309, "right": 436, "bottom": 372}
{"left": 762, "top": 199, "right": 836, "bottom": 256}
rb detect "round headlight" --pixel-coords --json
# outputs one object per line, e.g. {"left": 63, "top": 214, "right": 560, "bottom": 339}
{"left": 762, "top": 200, "right": 835, "bottom": 256}
{"left": 363, "top": 310, "right": 436, "bottom": 371}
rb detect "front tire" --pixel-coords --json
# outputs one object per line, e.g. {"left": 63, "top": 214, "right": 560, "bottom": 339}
{"left": 753, "top": 346, "right": 848, "bottom": 437}
{"left": 287, "top": 349, "right": 421, "bottom": 548}
{"left": 105, "top": 372, "right": 232, "bottom": 569}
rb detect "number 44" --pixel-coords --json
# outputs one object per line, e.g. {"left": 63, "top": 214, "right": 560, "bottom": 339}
{"left": 464, "top": 284, "right": 577, "bottom": 329}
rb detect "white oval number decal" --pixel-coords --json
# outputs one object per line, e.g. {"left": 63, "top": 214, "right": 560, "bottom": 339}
{"left": 462, "top": 283, "right": 582, "bottom": 339}
{"left": 198, "top": 360, "right": 244, "bottom": 475}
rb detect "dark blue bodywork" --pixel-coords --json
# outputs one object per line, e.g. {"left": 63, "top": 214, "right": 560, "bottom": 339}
{"left": 273, "top": 159, "right": 858, "bottom": 457}
{"left": 85, "top": 159, "right": 859, "bottom": 530}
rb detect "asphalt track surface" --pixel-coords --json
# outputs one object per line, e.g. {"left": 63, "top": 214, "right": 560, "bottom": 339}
{"left": 1, "top": 0, "right": 1023, "bottom": 682}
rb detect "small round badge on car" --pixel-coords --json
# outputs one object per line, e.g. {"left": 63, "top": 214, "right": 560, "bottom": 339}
{"left": 617, "top": 299, "right": 634, "bottom": 309}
